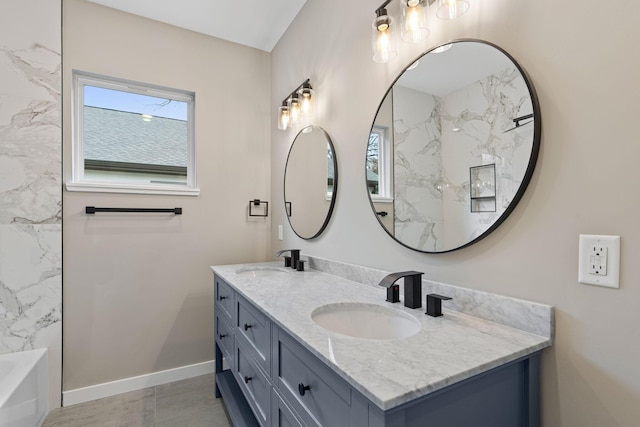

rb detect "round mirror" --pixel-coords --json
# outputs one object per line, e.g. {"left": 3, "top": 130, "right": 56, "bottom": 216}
{"left": 367, "top": 39, "right": 540, "bottom": 253}
{"left": 285, "top": 126, "right": 338, "bottom": 239}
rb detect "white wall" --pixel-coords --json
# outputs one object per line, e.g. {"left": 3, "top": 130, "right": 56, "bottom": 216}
{"left": 63, "top": 0, "right": 271, "bottom": 392}
{"left": 271, "top": 0, "right": 640, "bottom": 425}
{"left": 0, "top": 0, "right": 62, "bottom": 408}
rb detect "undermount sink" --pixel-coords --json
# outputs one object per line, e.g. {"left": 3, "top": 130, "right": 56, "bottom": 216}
{"left": 235, "top": 267, "right": 290, "bottom": 278}
{"left": 311, "top": 303, "right": 421, "bottom": 340}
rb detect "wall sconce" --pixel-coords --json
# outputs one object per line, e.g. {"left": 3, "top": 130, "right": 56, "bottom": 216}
{"left": 278, "top": 79, "right": 313, "bottom": 131}
{"left": 372, "top": 0, "right": 470, "bottom": 62}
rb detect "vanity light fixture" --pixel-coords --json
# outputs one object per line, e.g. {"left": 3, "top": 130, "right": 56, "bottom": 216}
{"left": 278, "top": 79, "right": 313, "bottom": 131}
{"left": 372, "top": 0, "right": 470, "bottom": 63}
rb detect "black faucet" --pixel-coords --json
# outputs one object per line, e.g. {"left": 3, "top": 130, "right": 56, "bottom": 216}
{"left": 378, "top": 271, "right": 423, "bottom": 309}
{"left": 275, "top": 249, "right": 300, "bottom": 270}
{"left": 426, "top": 294, "right": 452, "bottom": 317}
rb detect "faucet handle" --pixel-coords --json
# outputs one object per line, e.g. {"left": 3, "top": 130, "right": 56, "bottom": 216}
{"left": 426, "top": 294, "right": 452, "bottom": 317}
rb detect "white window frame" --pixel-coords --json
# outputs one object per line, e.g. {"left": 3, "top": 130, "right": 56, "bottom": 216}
{"left": 67, "top": 70, "right": 199, "bottom": 196}
{"left": 369, "top": 125, "right": 393, "bottom": 202}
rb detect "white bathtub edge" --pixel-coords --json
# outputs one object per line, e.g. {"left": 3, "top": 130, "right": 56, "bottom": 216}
{"left": 62, "top": 360, "right": 215, "bottom": 407}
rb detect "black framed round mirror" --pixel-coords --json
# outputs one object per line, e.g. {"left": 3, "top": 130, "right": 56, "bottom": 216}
{"left": 284, "top": 126, "right": 338, "bottom": 239}
{"left": 366, "top": 39, "right": 540, "bottom": 253}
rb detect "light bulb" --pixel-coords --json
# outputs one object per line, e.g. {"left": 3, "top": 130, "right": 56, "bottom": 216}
{"left": 297, "top": 84, "right": 314, "bottom": 116}
{"left": 437, "top": 0, "right": 470, "bottom": 20}
{"left": 401, "top": 0, "right": 429, "bottom": 43}
{"left": 372, "top": 9, "right": 397, "bottom": 63}
{"left": 278, "top": 103, "right": 290, "bottom": 130}
{"left": 289, "top": 95, "right": 301, "bottom": 124}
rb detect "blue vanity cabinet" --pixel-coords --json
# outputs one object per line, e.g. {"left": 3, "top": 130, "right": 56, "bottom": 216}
{"left": 213, "top": 274, "right": 541, "bottom": 427}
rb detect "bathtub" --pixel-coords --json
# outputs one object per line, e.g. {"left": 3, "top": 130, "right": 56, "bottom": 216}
{"left": 0, "top": 348, "right": 48, "bottom": 427}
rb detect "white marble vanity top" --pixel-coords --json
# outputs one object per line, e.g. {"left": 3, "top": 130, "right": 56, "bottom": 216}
{"left": 211, "top": 259, "right": 553, "bottom": 410}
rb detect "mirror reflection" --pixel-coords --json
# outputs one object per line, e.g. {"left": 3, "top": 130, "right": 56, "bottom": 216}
{"left": 285, "top": 126, "right": 337, "bottom": 239}
{"left": 368, "top": 40, "right": 540, "bottom": 253}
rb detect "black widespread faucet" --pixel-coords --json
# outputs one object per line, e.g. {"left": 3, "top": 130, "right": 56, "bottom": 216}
{"left": 275, "top": 249, "right": 303, "bottom": 270}
{"left": 378, "top": 271, "right": 424, "bottom": 309}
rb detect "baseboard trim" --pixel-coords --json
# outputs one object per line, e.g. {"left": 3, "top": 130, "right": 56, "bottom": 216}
{"left": 62, "top": 360, "right": 215, "bottom": 407}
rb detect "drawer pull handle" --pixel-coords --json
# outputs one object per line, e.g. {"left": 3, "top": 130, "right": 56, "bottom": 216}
{"left": 244, "top": 376, "right": 252, "bottom": 384}
{"left": 219, "top": 295, "right": 228, "bottom": 301}
{"left": 218, "top": 333, "right": 227, "bottom": 339}
{"left": 298, "top": 383, "right": 311, "bottom": 396}
{"left": 243, "top": 323, "right": 252, "bottom": 331}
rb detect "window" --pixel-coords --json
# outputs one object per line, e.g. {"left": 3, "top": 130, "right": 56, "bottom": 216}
{"left": 367, "top": 125, "right": 392, "bottom": 200}
{"left": 68, "top": 71, "right": 198, "bottom": 195}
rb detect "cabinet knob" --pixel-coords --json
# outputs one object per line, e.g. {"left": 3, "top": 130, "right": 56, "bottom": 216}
{"left": 218, "top": 333, "right": 227, "bottom": 339}
{"left": 298, "top": 383, "right": 311, "bottom": 396}
{"left": 219, "top": 295, "right": 227, "bottom": 301}
{"left": 243, "top": 323, "right": 252, "bottom": 331}
{"left": 244, "top": 376, "right": 252, "bottom": 384}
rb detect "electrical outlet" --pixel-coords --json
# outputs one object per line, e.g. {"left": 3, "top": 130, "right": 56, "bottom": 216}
{"left": 579, "top": 235, "right": 620, "bottom": 288}
{"left": 278, "top": 225, "right": 283, "bottom": 241}
{"left": 588, "top": 245, "right": 607, "bottom": 275}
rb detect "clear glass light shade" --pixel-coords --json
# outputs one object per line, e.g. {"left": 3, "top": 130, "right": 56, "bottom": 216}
{"left": 297, "top": 86, "right": 314, "bottom": 117}
{"left": 436, "top": 0, "right": 470, "bottom": 20}
{"left": 401, "top": 0, "right": 429, "bottom": 43}
{"left": 278, "top": 104, "right": 290, "bottom": 130}
{"left": 372, "top": 13, "right": 397, "bottom": 63}
{"left": 288, "top": 95, "right": 302, "bottom": 124}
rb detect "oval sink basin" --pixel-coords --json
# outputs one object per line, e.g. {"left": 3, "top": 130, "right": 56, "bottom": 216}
{"left": 311, "top": 303, "right": 421, "bottom": 340}
{"left": 235, "top": 267, "right": 290, "bottom": 278}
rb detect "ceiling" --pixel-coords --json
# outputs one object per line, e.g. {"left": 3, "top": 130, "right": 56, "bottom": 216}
{"left": 87, "top": 0, "right": 307, "bottom": 52}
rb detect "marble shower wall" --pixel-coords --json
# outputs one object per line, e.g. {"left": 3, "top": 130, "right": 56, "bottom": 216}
{"left": 393, "top": 67, "right": 532, "bottom": 251}
{"left": 0, "top": 0, "right": 62, "bottom": 407}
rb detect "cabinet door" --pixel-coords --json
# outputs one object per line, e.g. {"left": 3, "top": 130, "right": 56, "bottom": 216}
{"left": 271, "top": 389, "right": 304, "bottom": 427}
{"left": 215, "top": 314, "right": 234, "bottom": 369}
{"left": 235, "top": 339, "right": 271, "bottom": 426}
{"left": 237, "top": 294, "right": 271, "bottom": 372}
{"left": 215, "top": 275, "right": 235, "bottom": 323}
{"left": 274, "top": 328, "right": 351, "bottom": 427}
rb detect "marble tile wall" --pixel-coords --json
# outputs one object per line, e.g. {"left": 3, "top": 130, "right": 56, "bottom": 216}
{"left": 393, "top": 67, "right": 532, "bottom": 251}
{"left": 0, "top": 0, "right": 62, "bottom": 407}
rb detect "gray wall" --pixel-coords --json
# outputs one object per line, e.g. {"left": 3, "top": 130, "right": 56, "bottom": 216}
{"left": 271, "top": 0, "right": 640, "bottom": 425}
{"left": 62, "top": 0, "right": 271, "bottom": 391}
{"left": 0, "top": 0, "right": 62, "bottom": 408}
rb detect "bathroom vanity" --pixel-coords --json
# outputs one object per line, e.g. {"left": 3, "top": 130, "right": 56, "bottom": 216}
{"left": 212, "top": 258, "right": 552, "bottom": 427}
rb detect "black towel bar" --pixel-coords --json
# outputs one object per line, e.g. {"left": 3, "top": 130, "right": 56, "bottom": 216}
{"left": 85, "top": 206, "right": 182, "bottom": 215}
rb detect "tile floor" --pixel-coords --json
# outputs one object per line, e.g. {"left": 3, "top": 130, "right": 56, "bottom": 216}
{"left": 43, "top": 374, "right": 232, "bottom": 427}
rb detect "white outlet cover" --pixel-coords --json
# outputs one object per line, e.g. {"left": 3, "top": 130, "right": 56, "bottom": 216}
{"left": 578, "top": 234, "right": 620, "bottom": 288}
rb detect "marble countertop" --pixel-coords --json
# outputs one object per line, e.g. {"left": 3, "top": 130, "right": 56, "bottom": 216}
{"left": 211, "top": 261, "right": 552, "bottom": 411}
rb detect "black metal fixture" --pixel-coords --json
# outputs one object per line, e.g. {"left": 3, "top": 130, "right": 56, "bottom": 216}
{"left": 85, "top": 206, "right": 182, "bottom": 215}
{"left": 275, "top": 249, "right": 300, "bottom": 270}
{"left": 278, "top": 79, "right": 313, "bottom": 130}
{"left": 249, "top": 199, "right": 268, "bottom": 217}
{"left": 504, "top": 113, "right": 534, "bottom": 133}
{"left": 426, "top": 293, "right": 452, "bottom": 317}
{"left": 378, "top": 271, "right": 424, "bottom": 309}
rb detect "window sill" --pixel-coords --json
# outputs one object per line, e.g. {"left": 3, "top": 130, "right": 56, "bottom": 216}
{"left": 65, "top": 182, "right": 200, "bottom": 196}
{"left": 370, "top": 196, "right": 394, "bottom": 203}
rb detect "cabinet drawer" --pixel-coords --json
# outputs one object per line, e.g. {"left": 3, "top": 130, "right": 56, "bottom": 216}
{"left": 236, "top": 294, "right": 271, "bottom": 371}
{"left": 271, "top": 389, "right": 304, "bottom": 427}
{"left": 215, "top": 276, "right": 234, "bottom": 322}
{"left": 235, "top": 340, "right": 271, "bottom": 426}
{"left": 215, "top": 314, "right": 234, "bottom": 368}
{"left": 275, "top": 329, "right": 351, "bottom": 427}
